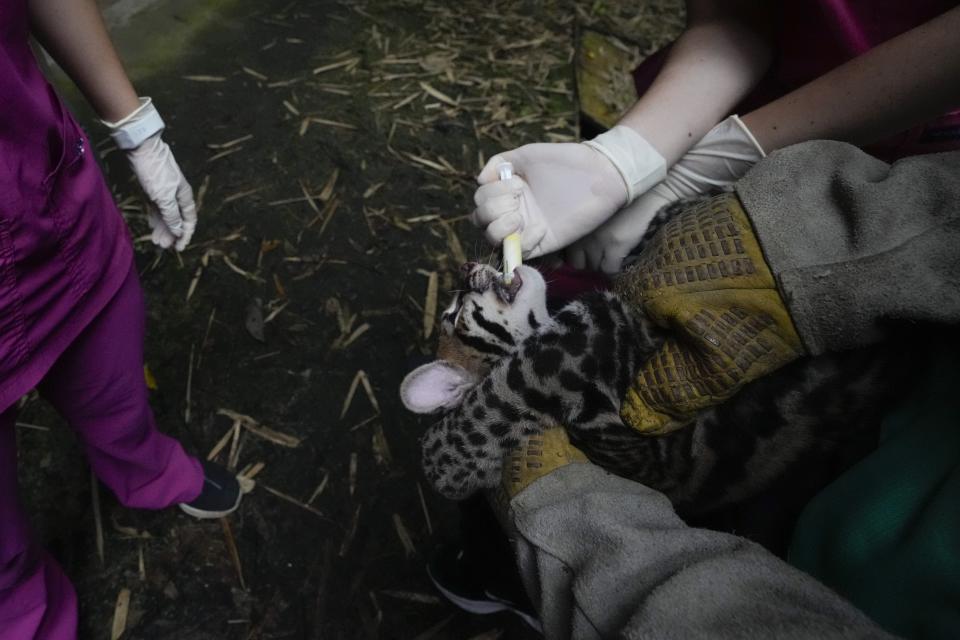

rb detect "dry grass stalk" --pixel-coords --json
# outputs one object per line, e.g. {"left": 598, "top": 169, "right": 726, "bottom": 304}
{"left": 440, "top": 220, "right": 468, "bottom": 265}
{"left": 282, "top": 99, "right": 300, "bottom": 116}
{"left": 238, "top": 461, "right": 266, "bottom": 480}
{"left": 208, "top": 419, "right": 241, "bottom": 460}
{"left": 222, "top": 187, "right": 265, "bottom": 204}
{"left": 197, "top": 307, "right": 216, "bottom": 371}
{"left": 392, "top": 514, "right": 415, "bottom": 556}
{"left": 182, "top": 74, "right": 225, "bottom": 82}
{"left": 221, "top": 254, "right": 266, "bottom": 283}
{"left": 420, "top": 270, "right": 438, "bottom": 338}
{"left": 241, "top": 66, "right": 268, "bottom": 81}
{"left": 314, "top": 199, "right": 341, "bottom": 240}
{"left": 90, "top": 471, "right": 104, "bottom": 565}
{"left": 308, "top": 117, "right": 358, "bottom": 130}
{"left": 195, "top": 174, "right": 211, "bottom": 213}
{"left": 185, "top": 249, "right": 213, "bottom": 302}
{"left": 416, "top": 482, "right": 433, "bottom": 536}
{"left": 379, "top": 590, "right": 441, "bottom": 605}
{"left": 349, "top": 452, "right": 358, "bottom": 497}
{"left": 312, "top": 57, "right": 360, "bottom": 74}
{"left": 184, "top": 344, "right": 195, "bottom": 424}
{"left": 220, "top": 518, "right": 246, "bottom": 590}
{"left": 217, "top": 409, "right": 302, "bottom": 448}
{"left": 110, "top": 588, "right": 131, "bottom": 640}
{"left": 206, "top": 134, "right": 253, "bottom": 150}
{"left": 348, "top": 415, "right": 378, "bottom": 433}
{"left": 260, "top": 484, "right": 327, "bottom": 518}
{"left": 371, "top": 423, "right": 392, "bottom": 467}
{"left": 299, "top": 179, "right": 322, "bottom": 216}
{"left": 331, "top": 322, "right": 369, "bottom": 350}
{"left": 418, "top": 81, "right": 459, "bottom": 107}
{"left": 362, "top": 182, "right": 384, "bottom": 199}
{"left": 14, "top": 422, "right": 50, "bottom": 432}
{"left": 338, "top": 505, "right": 362, "bottom": 557}
{"left": 207, "top": 146, "right": 243, "bottom": 162}
{"left": 262, "top": 302, "right": 289, "bottom": 325}
{"left": 112, "top": 519, "right": 151, "bottom": 540}
{"left": 227, "top": 424, "right": 243, "bottom": 471}
{"left": 307, "top": 470, "right": 330, "bottom": 505}
{"left": 318, "top": 168, "right": 338, "bottom": 204}
{"left": 138, "top": 543, "right": 146, "bottom": 581}
{"left": 340, "top": 370, "right": 379, "bottom": 418}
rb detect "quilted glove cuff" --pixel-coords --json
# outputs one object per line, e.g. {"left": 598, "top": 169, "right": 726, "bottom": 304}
{"left": 614, "top": 193, "right": 805, "bottom": 435}
{"left": 585, "top": 125, "right": 666, "bottom": 203}
{"left": 489, "top": 427, "right": 589, "bottom": 528}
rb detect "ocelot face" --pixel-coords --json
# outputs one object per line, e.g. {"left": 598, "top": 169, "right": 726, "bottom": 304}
{"left": 438, "top": 263, "right": 548, "bottom": 376}
{"left": 400, "top": 263, "right": 549, "bottom": 414}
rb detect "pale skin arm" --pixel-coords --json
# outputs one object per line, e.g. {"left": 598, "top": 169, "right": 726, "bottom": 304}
{"left": 618, "top": 0, "right": 774, "bottom": 165}
{"left": 28, "top": 0, "right": 140, "bottom": 122}
{"left": 742, "top": 5, "right": 960, "bottom": 151}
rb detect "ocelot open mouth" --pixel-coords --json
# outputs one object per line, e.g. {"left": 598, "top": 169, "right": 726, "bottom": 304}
{"left": 493, "top": 268, "right": 523, "bottom": 304}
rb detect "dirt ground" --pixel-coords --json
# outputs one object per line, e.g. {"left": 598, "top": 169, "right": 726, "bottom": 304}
{"left": 17, "top": 1, "right": 682, "bottom": 638}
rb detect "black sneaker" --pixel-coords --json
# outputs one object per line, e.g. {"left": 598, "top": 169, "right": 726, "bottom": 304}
{"left": 179, "top": 460, "right": 242, "bottom": 519}
{"left": 427, "top": 543, "right": 542, "bottom": 633}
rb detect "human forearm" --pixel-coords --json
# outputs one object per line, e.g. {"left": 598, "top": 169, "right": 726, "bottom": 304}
{"left": 28, "top": 0, "right": 140, "bottom": 121}
{"left": 743, "top": 6, "right": 960, "bottom": 151}
{"left": 618, "top": 1, "right": 773, "bottom": 165}
{"left": 512, "top": 465, "right": 895, "bottom": 639}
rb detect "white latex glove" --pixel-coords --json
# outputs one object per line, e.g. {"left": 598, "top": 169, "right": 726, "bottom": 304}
{"left": 565, "top": 115, "right": 765, "bottom": 274}
{"left": 103, "top": 98, "right": 197, "bottom": 251}
{"left": 472, "top": 126, "right": 666, "bottom": 258}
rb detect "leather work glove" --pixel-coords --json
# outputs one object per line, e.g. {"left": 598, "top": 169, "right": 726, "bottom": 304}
{"left": 473, "top": 126, "right": 666, "bottom": 258}
{"left": 566, "top": 115, "right": 765, "bottom": 274}
{"left": 489, "top": 427, "right": 589, "bottom": 529}
{"left": 103, "top": 98, "right": 197, "bottom": 251}
{"left": 614, "top": 192, "right": 805, "bottom": 435}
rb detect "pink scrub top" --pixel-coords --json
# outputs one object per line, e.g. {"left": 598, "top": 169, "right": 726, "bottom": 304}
{"left": 0, "top": 0, "right": 134, "bottom": 412}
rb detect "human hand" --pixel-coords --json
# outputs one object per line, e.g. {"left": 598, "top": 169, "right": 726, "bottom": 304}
{"left": 563, "top": 184, "right": 675, "bottom": 274}
{"left": 614, "top": 192, "right": 805, "bottom": 435}
{"left": 473, "top": 126, "right": 665, "bottom": 259}
{"left": 566, "top": 115, "right": 764, "bottom": 274}
{"left": 103, "top": 98, "right": 197, "bottom": 251}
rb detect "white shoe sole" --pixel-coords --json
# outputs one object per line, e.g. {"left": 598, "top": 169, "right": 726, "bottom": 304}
{"left": 178, "top": 491, "right": 242, "bottom": 520}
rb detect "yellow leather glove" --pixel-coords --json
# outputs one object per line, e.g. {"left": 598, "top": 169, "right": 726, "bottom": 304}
{"left": 614, "top": 192, "right": 806, "bottom": 435}
{"left": 489, "top": 427, "right": 589, "bottom": 528}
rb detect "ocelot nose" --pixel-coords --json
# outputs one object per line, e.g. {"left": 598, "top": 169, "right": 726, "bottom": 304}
{"left": 460, "top": 262, "right": 478, "bottom": 281}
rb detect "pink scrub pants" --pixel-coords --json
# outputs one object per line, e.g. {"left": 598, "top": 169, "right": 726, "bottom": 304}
{"left": 0, "top": 264, "right": 204, "bottom": 640}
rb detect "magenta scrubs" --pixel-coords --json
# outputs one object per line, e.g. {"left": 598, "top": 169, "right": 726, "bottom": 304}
{"left": 1, "top": 1, "right": 203, "bottom": 637}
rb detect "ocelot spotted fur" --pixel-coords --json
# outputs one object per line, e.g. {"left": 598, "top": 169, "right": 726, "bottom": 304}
{"left": 401, "top": 206, "right": 897, "bottom": 520}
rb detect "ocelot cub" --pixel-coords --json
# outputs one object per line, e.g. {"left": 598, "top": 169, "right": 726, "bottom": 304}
{"left": 402, "top": 223, "right": 897, "bottom": 521}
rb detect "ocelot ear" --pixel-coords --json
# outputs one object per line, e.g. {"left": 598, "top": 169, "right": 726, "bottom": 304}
{"left": 400, "top": 361, "right": 477, "bottom": 414}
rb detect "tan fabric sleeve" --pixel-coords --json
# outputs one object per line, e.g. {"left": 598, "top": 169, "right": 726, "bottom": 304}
{"left": 511, "top": 464, "right": 898, "bottom": 639}
{"left": 736, "top": 142, "right": 960, "bottom": 355}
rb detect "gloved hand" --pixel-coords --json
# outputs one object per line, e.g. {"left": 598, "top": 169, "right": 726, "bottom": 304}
{"left": 103, "top": 98, "right": 197, "bottom": 251}
{"left": 488, "top": 427, "right": 589, "bottom": 528}
{"left": 566, "top": 115, "right": 765, "bottom": 274}
{"left": 614, "top": 192, "right": 805, "bottom": 436}
{"left": 473, "top": 126, "right": 666, "bottom": 258}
